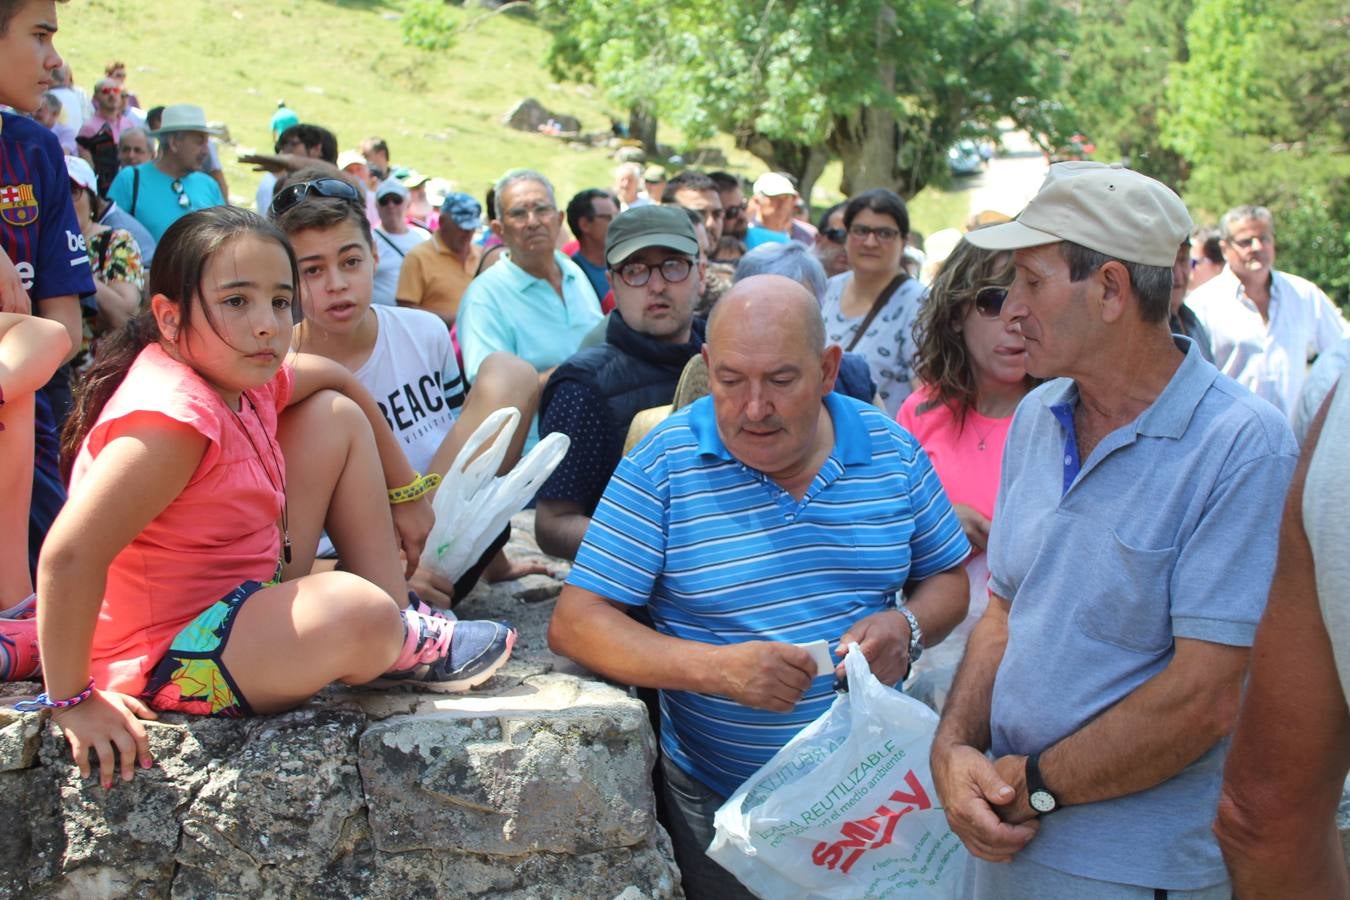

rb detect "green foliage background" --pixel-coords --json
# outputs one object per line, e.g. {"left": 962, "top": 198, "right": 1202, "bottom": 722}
{"left": 1066, "top": 0, "right": 1348, "bottom": 306}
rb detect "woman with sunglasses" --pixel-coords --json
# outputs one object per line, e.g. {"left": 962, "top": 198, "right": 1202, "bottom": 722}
{"left": 819, "top": 189, "right": 925, "bottom": 417}
{"left": 898, "top": 238, "right": 1032, "bottom": 703}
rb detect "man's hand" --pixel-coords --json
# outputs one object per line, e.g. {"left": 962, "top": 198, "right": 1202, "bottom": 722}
{"left": 953, "top": 503, "right": 991, "bottom": 552}
{"left": 931, "top": 742, "right": 1039, "bottom": 862}
{"left": 0, "top": 254, "right": 30, "bottom": 314}
{"left": 714, "top": 641, "right": 816, "bottom": 712}
{"left": 992, "top": 753, "right": 1037, "bottom": 824}
{"left": 835, "top": 609, "right": 910, "bottom": 684}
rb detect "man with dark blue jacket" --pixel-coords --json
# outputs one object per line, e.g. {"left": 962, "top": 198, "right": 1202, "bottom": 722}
{"left": 534, "top": 205, "right": 705, "bottom": 560}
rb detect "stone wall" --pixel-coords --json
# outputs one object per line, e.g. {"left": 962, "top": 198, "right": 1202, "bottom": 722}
{"left": 0, "top": 516, "right": 681, "bottom": 899}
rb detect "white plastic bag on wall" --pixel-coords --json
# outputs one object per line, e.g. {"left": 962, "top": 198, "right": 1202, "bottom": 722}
{"left": 419, "top": 407, "right": 569, "bottom": 582}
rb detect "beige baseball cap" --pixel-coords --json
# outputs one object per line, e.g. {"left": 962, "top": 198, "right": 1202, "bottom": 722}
{"left": 964, "top": 162, "right": 1192, "bottom": 267}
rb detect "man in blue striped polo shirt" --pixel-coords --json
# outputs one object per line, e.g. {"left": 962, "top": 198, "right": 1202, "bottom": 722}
{"left": 549, "top": 274, "right": 970, "bottom": 898}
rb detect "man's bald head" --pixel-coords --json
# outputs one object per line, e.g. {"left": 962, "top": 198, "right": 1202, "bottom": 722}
{"left": 708, "top": 274, "right": 825, "bottom": 356}
{"left": 703, "top": 274, "right": 839, "bottom": 490}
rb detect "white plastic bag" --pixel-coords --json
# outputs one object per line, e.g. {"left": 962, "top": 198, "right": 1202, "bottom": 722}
{"left": 708, "top": 643, "right": 967, "bottom": 900}
{"left": 418, "top": 407, "right": 569, "bottom": 582}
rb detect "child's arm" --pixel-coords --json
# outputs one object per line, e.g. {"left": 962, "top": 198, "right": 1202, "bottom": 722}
{"left": 37, "top": 416, "right": 209, "bottom": 788}
{"left": 287, "top": 352, "right": 433, "bottom": 575}
{"left": 0, "top": 313, "right": 73, "bottom": 398}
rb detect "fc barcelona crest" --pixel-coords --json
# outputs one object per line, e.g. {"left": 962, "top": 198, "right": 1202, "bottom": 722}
{"left": 0, "top": 183, "right": 38, "bottom": 226}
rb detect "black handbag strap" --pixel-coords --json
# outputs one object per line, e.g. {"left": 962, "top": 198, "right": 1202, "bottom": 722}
{"left": 129, "top": 166, "right": 140, "bottom": 217}
{"left": 845, "top": 273, "right": 906, "bottom": 352}
{"left": 376, "top": 229, "right": 407, "bottom": 258}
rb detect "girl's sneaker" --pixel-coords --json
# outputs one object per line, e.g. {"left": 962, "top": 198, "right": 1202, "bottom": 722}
{"left": 0, "top": 618, "right": 40, "bottom": 682}
{"left": 408, "top": 591, "right": 456, "bottom": 622}
{"left": 377, "top": 609, "right": 515, "bottom": 692}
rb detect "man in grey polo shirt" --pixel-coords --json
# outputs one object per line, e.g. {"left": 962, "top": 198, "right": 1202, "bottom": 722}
{"left": 930, "top": 163, "right": 1298, "bottom": 897}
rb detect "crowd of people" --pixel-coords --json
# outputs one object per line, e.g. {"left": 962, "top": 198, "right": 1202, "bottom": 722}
{"left": 2, "top": 1, "right": 1349, "bottom": 897}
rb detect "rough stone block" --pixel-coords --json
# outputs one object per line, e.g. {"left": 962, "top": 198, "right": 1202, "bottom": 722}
{"left": 361, "top": 674, "right": 656, "bottom": 857}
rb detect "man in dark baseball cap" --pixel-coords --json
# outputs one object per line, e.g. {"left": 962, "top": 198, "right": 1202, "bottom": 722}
{"left": 534, "top": 205, "right": 706, "bottom": 561}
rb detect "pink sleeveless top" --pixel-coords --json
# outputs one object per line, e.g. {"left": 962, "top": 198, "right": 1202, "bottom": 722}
{"left": 70, "top": 343, "right": 293, "bottom": 694}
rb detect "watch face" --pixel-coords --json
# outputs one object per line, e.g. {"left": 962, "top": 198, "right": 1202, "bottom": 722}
{"left": 1030, "top": 790, "right": 1056, "bottom": 813}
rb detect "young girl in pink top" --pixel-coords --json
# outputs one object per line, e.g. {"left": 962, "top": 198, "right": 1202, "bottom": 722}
{"left": 29, "top": 207, "right": 514, "bottom": 789}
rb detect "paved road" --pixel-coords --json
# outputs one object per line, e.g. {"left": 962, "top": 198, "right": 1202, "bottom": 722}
{"left": 960, "top": 129, "right": 1048, "bottom": 220}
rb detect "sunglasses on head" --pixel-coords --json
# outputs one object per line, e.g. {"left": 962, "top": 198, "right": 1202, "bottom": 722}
{"left": 268, "top": 178, "right": 360, "bottom": 217}
{"left": 974, "top": 286, "right": 1008, "bottom": 319}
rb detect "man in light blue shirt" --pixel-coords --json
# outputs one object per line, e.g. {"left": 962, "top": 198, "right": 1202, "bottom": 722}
{"left": 932, "top": 163, "right": 1298, "bottom": 898}
{"left": 107, "top": 104, "right": 224, "bottom": 242}
{"left": 457, "top": 169, "right": 601, "bottom": 447}
{"left": 550, "top": 275, "right": 970, "bottom": 898}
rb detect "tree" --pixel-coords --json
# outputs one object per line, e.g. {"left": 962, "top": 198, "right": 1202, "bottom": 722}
{"left": 1059, "top": 0, "right": 1193, "bottom": 186}
{"left": 536, "top": 0, "right": 1071, "bottom": 203}
{"left": 1162, "top": 0, "right": 1349, "bottom": 305}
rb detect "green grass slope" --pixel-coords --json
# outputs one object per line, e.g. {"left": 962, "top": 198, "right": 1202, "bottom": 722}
{"left": 57, "top": 0, "right": 967, "bottom": 234}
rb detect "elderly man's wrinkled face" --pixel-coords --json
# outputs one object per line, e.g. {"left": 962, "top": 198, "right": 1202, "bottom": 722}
{"left": 494, "top": 178, "right": 560, "bottom": 259}
{"left": 705, "top": 276, "right": 840, "bottom": 486}
{"left": 1005, "top": 244, "right": 1095, "bottom": 380}
{"left": 168, "top": 131, "right": 209, "bottom": 172}
{"left": 1222, "top": 217, "right": 1275, "bottom": 282}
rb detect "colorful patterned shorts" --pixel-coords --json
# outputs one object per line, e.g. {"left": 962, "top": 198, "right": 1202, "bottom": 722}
{"left": 142, "top": 581, "right": 266, "bottom": 717}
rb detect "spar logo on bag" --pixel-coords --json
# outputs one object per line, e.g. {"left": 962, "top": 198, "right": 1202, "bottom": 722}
{"left": 810, "top": 769, "right": 932, "bottom": 875}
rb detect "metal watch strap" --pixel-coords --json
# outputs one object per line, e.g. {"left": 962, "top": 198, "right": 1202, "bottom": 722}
{"left": 1025, "top": 752, "right": 1059, "bottom": 814}
{"left": 897, "top": 604, "right": 923, "bottom": 665}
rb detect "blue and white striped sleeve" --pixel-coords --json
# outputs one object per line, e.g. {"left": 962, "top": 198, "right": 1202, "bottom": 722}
{"left": 903, "top": 440, "right": 971, "bottom": 580}
{"left": 567, "top": 450, "right": 669, "bottom": 607}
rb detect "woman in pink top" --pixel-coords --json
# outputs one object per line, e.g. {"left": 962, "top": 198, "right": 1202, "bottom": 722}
{"left": 898, "top": 238, "right": 1034, "bottom": 702}
{"left": 30, "top": 208, "right": 515, "bottom": 789}
{"left": 899, "top": 237, "right": 1034, "bottom": 548}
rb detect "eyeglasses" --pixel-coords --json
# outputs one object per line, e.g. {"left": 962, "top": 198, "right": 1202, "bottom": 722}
{"left": 503, "top": 203, "right": 556, "bottom": 223}
{"left": 1226, "top": 234, "right": 1271, "bottom": 250}
{"left": 171, "top": 179, "right": 190, "bottom": 209}
{"left": 974, "top": 286, "right": 1008, "bottom": 319}
{"left": 821, "top": 227, "right": 847, "bottom": 244}
{"left": 378, "top": 194, "right": 405, "bottom": 207}
{"left": 269, "top": 178, "right": 360, "bottom": 217}
{"left": 614, "top": 257, "right": 693, "bottom": 288}
{"left": 723, "top": 204, "right": 746, "bottom": 219}
{"left": 848, "top": 224, "right": 901, "bottom": 242}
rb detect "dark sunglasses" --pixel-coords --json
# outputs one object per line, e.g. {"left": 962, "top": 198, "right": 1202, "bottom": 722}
{"left": 723, "top": 204, "right": 746, "bottom": 218}
{"left": 378, "top": 193, "right": 405, "bottom": 207}
{"left": 974, "top": 286, "right": 1008, "bottom": 318}
{"left": 269, "top": 178, "right": 360, "bottom": 217}
{"left": 822, "top": 227, "right": 847, "bottom": 244}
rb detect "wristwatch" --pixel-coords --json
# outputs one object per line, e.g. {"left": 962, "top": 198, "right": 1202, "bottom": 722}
{"left": 1025, "top": 752, "right": 1059, "bottom": 815}
{"left": 897, "top": 604, "right": 923, "bottom": 666}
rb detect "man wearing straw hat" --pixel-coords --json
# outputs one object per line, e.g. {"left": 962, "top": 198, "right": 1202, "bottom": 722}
{"left": 930, "top": 162, "right": 1298, "bottom": 897}
{"left": 107, "top": 103, "right": 225, "bottom": 241}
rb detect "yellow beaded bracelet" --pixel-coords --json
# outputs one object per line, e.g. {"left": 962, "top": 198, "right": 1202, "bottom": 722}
{"left": 388, "top": 472, "right": 441, "bottom": 504}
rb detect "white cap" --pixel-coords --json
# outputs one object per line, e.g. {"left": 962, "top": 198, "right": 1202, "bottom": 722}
{"left": 64, "top": 155, "right": 98, "bottom": 192}
{"left": 964, "top": 162, "right": 1192, "bottom": 268}
{"left": 753, "top": 172, "right": 797, "bottom": 197}
{"left": 336, "top": 150, "right": 367, "bottom": 171}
